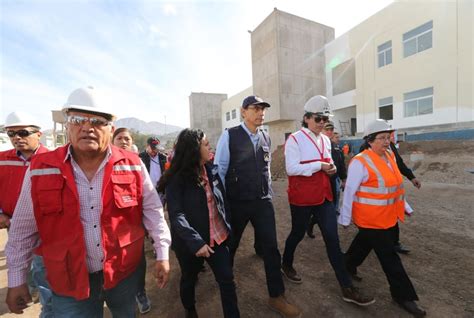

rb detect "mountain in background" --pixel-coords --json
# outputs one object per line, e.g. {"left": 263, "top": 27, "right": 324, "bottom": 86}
{"left": 115, "top": 117, "right": 183, "bottom": 135}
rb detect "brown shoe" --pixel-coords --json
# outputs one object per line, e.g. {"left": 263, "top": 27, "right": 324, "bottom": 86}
{"left": 268, "top": 295, "right": 302, "bottom": 318}
{"left": 281, "top": 264, "right": 302, "bottom": 284}
{"left": 341, "top": 286, "right": 375, "bottom": 306}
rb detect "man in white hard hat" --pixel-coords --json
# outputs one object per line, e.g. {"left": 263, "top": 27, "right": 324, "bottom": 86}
{"left": 6, "top": 87, "right": 171, "bottom": 317}
{"left": 0, "top": 112, "right": 52, "bottom": 316}
{"left": 339, "top": 119, "right": 426, "bottom": 317}
{"left": 281, "top": 95, "right": 374, "bottom": 306}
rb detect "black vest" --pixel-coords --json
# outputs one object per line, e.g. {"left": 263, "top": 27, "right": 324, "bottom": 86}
{"left": 225, "top": 125, "right": 272, "bottom": 201}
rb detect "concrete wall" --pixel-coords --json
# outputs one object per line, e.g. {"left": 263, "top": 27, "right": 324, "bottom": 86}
{"left": 251, "top": 9, "right": 335, "bottom": 146}
{"left": 325, "top": 0, "right": 473, "bottom": 134}
{"left": 222, "top": 87, "right": 253, "bottom": 130}
{"left": 189, "top": 92, "right": 227, "bottom": 148}
{"left": 267, "top": 120, "right": 300, "bottom": 149}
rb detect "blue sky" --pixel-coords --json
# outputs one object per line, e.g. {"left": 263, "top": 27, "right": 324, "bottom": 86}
{"left": 0, "top": 0, "right": 392, "bottom": 130}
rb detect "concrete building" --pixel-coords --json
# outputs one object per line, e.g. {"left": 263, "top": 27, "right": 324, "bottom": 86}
{"left": 251, "top": 9, "right": 335, "bottom": 146}
{"left": 325, "top": 0, "right": 473, "bottom": 137}
{"left": 189, "top": 92, "right": 227, "bottom": 147}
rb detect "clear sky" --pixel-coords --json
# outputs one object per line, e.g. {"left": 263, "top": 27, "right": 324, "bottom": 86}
{"left": 0, "top": 0, "right": 393, "bottom": 130}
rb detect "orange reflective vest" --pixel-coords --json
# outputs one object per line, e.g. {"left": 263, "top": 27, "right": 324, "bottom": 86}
{"left": 352, "top": 149, "right": 405, "bottom": 229}
{"left": 30, "top": 145, "right": 144, "bottom": 300}
{"left": 0, "top": 145, "right": 49, "bottom": 217}
{"left": 287, "top": 129, "right": 333, "bottom": 206}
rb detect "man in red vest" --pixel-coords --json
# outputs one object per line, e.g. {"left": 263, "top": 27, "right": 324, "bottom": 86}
{"left": 0, "top": 112, "right": 48, "bottom": 228}
{"left": 281, "top": 96, "right": 374, "bottom": 306}
{"left": 5, "top": 87, "right": 171, "bottom": 317}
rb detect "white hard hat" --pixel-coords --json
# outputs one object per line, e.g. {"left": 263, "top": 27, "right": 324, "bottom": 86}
{"left": 4, "top": 111, "right": 41, "bottom": 129}
{"left": 303, "top": 95, "right": 332, "bottom": 116}
{"left": 364, "top": 119, "right": 394, "bottom": 138}
{"left": 62, "top": 87, "right": 116, "bottom": 121}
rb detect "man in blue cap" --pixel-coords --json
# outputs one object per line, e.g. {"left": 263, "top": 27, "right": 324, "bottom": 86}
{"left": 215, "top": 95, "right": 301, "bottom": 318}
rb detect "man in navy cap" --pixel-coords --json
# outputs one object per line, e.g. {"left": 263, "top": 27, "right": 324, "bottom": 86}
{"left": 140, "top": 137, "right": 167, "bottom": 189}
{"left": 215, "top": 95, "right": 301, "bottom": 318}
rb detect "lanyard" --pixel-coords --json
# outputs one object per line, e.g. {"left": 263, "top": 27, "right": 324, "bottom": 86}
{"left": 300, "top": 129, "right": 325, "bottom": 159}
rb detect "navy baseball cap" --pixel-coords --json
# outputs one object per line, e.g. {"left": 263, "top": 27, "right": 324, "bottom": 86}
{"left": 147, "top": 136, "right": 160, "bottom": 149}
{"left": 242, "top": 95, "right": 271, "bottom": 109}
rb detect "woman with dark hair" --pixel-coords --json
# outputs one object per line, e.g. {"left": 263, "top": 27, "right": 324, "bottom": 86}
{"left": 112, "top": 127, "right": 133, "bottom": 150}
{"left": 158, "top": 129, "right": 239, "bottom": 318}
{"left": 339, "top": 119, "right": 425, "bottom": 317}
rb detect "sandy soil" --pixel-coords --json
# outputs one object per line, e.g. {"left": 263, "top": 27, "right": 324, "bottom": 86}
{"left": 1, "top": 175, "right": 473, "bottom": 317}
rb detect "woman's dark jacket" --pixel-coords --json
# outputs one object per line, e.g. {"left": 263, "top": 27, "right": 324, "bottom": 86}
{"left": 166, "top": 164, "right": 232, "bottom": 255}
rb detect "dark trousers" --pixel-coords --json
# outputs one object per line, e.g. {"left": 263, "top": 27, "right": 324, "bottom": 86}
{"left": 393, "top": 222, "right": 401, "bottom": 245}
{"left": 229, "top": 199, "right": 285, "bottom": 298}
{"left": 345, "top": 225, "right": 418, "bottom": 301}
{"left": 282, "top": 201, "right": 352, "bottom": 288}
{"left": 136, "top": 245, "right": 146, "bottom": 294}
{"left": 175, "top": 243, "right": 240, "bottom": 318}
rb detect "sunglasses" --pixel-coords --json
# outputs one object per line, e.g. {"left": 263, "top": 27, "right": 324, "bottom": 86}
{"left": 314, "top": 116, "right": 329, "bottom": 123}
{"left": 67, "top": 115, "right": 110, "bottom": 127}
{"left": 6, "top": 129, "right": 39, "bottom": 138}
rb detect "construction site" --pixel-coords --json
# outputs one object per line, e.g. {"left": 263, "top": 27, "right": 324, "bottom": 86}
{"left": 1, "top": 138, "right": 473, "bottom": 317}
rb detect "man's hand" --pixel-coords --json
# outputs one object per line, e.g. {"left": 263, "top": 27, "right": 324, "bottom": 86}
{"left": 411, "top": 178, "right": 421, "bottom": 189}
{"left": 195, "top": 244, "right": 214, "bottom": 258}
{"left": 322, "top": 163, "right": 337, "bottom": 176}
{"left": 6, "top": 284, "right": 32, "bottom": 314}
{"left": 0, "top": 214, "right": 11, "bottom": 229}
{"left": 154, "top": 260, "right": 170, "bottom": 289}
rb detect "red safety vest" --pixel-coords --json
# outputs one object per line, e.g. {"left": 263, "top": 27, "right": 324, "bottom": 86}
{"left": 352, "top": 149, "right": 405, "bottom": 229}
{"left": 287, "top": 129, "right": 333, "bottom": 206}
{"left": 30, "top": 145, "right": 144, "bottom": 300}
{"left": 0, "top": 145, "right": 49, "bottom": 217}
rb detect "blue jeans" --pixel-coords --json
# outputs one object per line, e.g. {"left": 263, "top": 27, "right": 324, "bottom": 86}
{"left": 51, "top": 268, "right": 139, "bottom": 318}
{"left": 31, "top": 255, "right": 54, "bottom": 318}
{"left": 282, "top": 200, "right": 352, "bottom": 288}
{"left": 334, "top": 177, "right": 341, "bottom": 212}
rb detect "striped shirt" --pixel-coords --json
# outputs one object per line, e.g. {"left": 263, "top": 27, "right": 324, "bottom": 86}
{"left": 6, "top": 145, "right": 171, "bottom": 288}
{"left": 201, "top": 169, "right": 228, "bottom": 247}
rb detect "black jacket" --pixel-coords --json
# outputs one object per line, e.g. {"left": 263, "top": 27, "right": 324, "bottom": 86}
{"left": 390, "top": 143, "right": 416, "bottom": 180}
{"left": 166, "top": 164, "right": 232, "bottom": 255}
{"left": 331, "top": 142, "right": 347, "bottom": 181}
{"left": 139, "top": 151, "right": 167, "bottom": 175}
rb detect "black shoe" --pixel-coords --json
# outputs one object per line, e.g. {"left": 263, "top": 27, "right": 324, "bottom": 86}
{"left": 341, "top": 286, "right": 375, "bottom": 306}
{"left": 185, "top": 308, "right": 199, "bottom": 318}
{"left": 394, "top": 243, "right": 410, "bottom": 254}
{"left": 281, "top": 264, "right": 302, "bottom": 284}
{"left": 394, "top": 300, "right": 426, "bottom": 317}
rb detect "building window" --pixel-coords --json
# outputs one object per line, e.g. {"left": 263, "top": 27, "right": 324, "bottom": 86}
{"left": 404, "top": 87, "right": 433, "bottom": 117}
{"left": 377, "top": 41, "right": 392, "bottom": 68}
{"left": 231, "top": 109, "right": 237, "bottom": 119}
{"left": 403, "top": 21, "right": 433, "bottom": 58}
{"left": 379, "top": 96, "right": 393, "bottom": 120}
{"left": 226, "top": 112, "right": 230, "bottom": 121}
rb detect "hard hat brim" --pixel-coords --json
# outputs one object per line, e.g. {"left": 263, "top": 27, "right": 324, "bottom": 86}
{"left": 62, "top": 105, "right": 116, "bottom": 121}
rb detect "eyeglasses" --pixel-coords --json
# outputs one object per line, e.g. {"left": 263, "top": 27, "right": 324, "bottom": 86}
{"left": 6, "top": 129, "right": 39, "bottom": 138}
{"left": 374, "top": 136, "right": 391, "bottom": 141}
{"left": 246, "top": 105, "right": 266, "bottom": 112}
{"left": 314, "top": 116, "right": 329, "bottom": 123}
{"left": 67, "top": 115, "right": 110, "bottom": 127}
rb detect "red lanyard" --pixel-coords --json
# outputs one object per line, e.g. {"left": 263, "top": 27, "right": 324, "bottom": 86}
{"left": 300, "top": 129, "right": 325, "bottom": 158}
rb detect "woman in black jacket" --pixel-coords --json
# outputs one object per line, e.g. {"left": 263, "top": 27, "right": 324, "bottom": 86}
{"left": 158, "top": 129, "right": 239, "bottom": 318}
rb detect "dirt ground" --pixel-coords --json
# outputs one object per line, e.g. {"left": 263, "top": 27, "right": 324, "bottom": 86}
{"left": 1, "top": 141, "right": 473, "bottom": 317}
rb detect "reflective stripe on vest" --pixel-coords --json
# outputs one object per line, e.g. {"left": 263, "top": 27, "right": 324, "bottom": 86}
{"left": 0, "top": 160, "right": 29, "bottom": 166}
{"left": 113, "top": 165, "right": 142, "bottom": 172}
{"left": 30, "top": 168, "right": 61, "bottom": 176}
{"left": 355, "top": 153, "right": 403, "bottom": 198}
{"left": 354, "top": 194, "right": 405, "bottom": 206}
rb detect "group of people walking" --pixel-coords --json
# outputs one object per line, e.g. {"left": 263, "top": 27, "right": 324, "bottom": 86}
{"left": 1, "top": 86, "right": 426, "bottom": 317}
